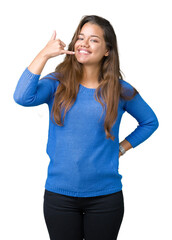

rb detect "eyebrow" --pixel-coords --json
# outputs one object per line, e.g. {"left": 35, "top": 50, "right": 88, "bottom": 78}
{"left": 78, "top": 33, "right": 101, "bottom": 39}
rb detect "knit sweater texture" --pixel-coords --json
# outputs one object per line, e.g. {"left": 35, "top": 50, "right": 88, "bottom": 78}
{"left": 13, "top": 67, "right": 159, "bottom": 197}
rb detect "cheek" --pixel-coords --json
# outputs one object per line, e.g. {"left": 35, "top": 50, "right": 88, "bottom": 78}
{"left": 74, "top": 42, "right": 79, "bottom": 51}
{"left": 94, "top": 46, "right": 106, "bottom": 58}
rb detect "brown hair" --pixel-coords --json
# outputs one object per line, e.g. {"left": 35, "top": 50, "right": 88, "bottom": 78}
{"left": 48, "top": 15, "right": 139, "bottom": 141}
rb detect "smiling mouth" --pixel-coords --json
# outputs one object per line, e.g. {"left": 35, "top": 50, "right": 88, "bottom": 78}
{"left": 78, "top": 49, "right": 91, "bottom": 55}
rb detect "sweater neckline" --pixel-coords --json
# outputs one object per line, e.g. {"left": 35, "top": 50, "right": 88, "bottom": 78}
{"left": 79, "top": 83, "right": 96, "bottom": 94}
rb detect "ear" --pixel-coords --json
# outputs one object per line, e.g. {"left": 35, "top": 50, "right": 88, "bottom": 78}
{"left": 104, "top": 49, "right": 109, "bottom": 57}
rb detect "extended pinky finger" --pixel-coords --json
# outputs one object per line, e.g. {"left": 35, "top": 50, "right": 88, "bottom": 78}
{"left": 61, "top": 50, "right": 75, "bottom": 55}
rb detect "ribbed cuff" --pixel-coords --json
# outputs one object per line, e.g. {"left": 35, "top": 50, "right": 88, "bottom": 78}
{"left": 125, "top": 136, "right": 138, "bottom": 148}
{"left": 25, "top": 67, "right": 41, "bottom": 78}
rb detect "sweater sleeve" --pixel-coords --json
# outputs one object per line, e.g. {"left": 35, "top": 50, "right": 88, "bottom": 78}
{"left": 13, "top": 67, "right": 58, "bottom": 106}
{"left": 124, "top": 92, "right": 159, "bottom": 148}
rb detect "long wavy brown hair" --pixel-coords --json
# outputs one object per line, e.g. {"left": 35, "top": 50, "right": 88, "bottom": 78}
{"left": 48, "top": 15, "right": 139, "bottom": 141}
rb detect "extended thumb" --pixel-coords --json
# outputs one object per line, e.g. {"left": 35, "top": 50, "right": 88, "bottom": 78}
{"left": 50, "top": 30, "right": 56, "bottom": 40}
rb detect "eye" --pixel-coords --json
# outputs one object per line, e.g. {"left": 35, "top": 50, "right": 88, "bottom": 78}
{"left": 77, "top": 37, "right": 84, "bottom": 40}
{"left": 90, "top": 39, "right": 98, "bottom": 43}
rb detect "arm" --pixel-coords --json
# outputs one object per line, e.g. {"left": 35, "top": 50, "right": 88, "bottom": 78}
{"left": 13, "top": 65, "right": 57, "bottom": 107}
{"left": 13, "top": 48, "right": 56, "bottom": 106}
{"left": 121, "top": 93, "right": 159, "bottom": 151}
{"left": 13, "top": 30, "right": 75, "bottom": 107}
{"left": 119, "top": 139, "right": 132, "bottom": 157}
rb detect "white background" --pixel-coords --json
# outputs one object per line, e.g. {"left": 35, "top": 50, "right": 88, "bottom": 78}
{"left": 1, "top": 0, "right": 171, "bottom": 239}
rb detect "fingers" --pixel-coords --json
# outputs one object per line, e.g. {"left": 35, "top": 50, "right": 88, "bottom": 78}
{"left": 61, "top": 50, "right": 75, "bottom": 55}
{"left": 49, "top": 31, "right": 66, "bottom": 47}
{"left": 60, "top": 40, "right": 66, "bottom": 47}
{"left": 49, "top": 32, "right": 75, "bottom": 56}
{"left": 50, "top": 32, "right": 65, "bottom": 47}
{"left": 50, "top": 30, "right": 56, "bottom": 41}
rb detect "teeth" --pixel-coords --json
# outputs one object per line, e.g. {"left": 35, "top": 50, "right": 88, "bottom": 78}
{"left": 79, "top": 50, "right": 90, "bottom": 54}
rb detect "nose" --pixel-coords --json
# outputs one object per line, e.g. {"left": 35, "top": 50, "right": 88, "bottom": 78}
{"left": 80, "top": 38, "right": 89, "bottom": 48}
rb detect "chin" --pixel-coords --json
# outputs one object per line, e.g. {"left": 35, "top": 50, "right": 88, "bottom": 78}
{"left": 75, "top": 58, "right": 89, "bottom": 65}
{"left": 75, "top": 57, "right": 94, "bottom": 65}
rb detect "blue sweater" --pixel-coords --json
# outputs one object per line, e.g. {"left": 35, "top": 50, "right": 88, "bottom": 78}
{"left": 13, "top": 67, "right": 159, "bottom": 197}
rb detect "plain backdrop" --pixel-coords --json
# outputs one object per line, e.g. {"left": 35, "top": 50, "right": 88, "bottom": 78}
{"left": 1, "top": 0, "right": 171, "bottom": 239}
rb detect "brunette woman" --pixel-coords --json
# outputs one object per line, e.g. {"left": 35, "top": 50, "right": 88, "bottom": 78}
{"left": 13, "top": 15, "right": 159, "bottom": 240}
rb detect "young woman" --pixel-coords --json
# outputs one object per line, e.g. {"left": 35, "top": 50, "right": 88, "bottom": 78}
{"left": 13, "top": 15, "right": 159, "bottom": 240}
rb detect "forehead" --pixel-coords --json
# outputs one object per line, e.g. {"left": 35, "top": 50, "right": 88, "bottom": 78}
{"left": 79, "top": 22, "right": 104, "bottom": 37}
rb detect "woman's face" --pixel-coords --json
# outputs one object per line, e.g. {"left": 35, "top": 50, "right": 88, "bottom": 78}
{"left": 74, "top": 22, "right": 109, "bottom": 66}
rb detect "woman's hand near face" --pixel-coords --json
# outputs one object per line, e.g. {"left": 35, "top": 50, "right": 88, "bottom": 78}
{"left": 41, "top": 31, "right": 75, "bottom": 60}
{"left": 28, "top": 31, "right": 75, "bottom": 75}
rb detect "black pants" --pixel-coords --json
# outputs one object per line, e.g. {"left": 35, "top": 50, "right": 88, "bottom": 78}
{"left": 43, "top": 189, "right": 124, "bottom": 240}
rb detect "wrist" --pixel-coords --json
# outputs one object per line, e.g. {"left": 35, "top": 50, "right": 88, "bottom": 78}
{"left": 28, "top": 51, "right": 49, "bottom": 75}
{"left": 38, "top": 49, "right": 50, "bottom": 61}
{"left": 119, "top": 144, "right": 126, "bottom": 156}
{"left": 119, "top": 139, "right": 132, "bottom": 154}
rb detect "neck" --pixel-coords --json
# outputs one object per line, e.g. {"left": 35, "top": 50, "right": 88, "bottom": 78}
{"left": 80, "top": 64, "right": 100, "bottom": 88}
